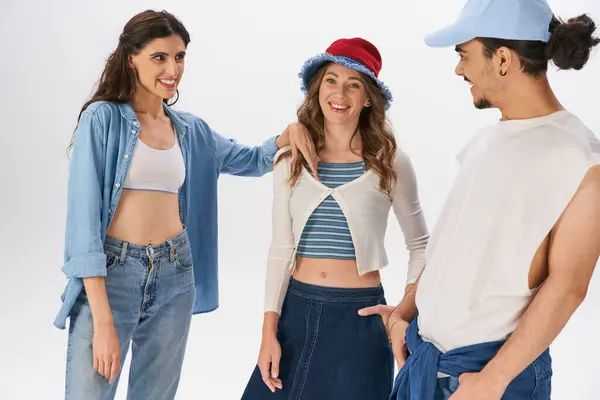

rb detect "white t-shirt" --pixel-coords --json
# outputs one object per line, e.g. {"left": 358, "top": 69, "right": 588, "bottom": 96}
{"left": 416, "top": 110, "right": 600, "bottom": 353}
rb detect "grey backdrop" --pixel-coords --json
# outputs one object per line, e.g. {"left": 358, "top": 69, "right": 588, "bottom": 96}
{"left": 1, "top": 0, "right": 599, "bottom": 398}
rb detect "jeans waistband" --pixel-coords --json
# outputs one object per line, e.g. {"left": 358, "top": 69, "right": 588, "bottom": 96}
{"left": 103, "top": 228, "right": 188, "bottom": 260}
{"left": 288, "top": 278, "right": 384, "bottom": 303}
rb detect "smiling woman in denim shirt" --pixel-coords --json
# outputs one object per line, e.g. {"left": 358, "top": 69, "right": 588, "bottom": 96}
{"left": 56, "top": 9, "right": 317, "bottom": 400}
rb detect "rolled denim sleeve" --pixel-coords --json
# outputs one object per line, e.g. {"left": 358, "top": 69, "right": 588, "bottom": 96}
{"left": 61, "top": 111, "right": 107, "bottom": 278}
{"left": 213, "top": 129, "right": 279, "bottom": 176}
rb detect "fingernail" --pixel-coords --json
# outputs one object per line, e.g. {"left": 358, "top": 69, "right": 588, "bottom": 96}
{"left": 272, "top": 372, "right": 278, "bottom": 378}
{"left": 358, "top": 310, "right": 364, "bottom": 315}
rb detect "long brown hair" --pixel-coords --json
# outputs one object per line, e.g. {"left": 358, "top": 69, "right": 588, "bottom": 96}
{"left": 280, "top": 62, "right": 397, "bottom": 193}
{"left": 68, "top": 10, "right": 191, "bottom": 152}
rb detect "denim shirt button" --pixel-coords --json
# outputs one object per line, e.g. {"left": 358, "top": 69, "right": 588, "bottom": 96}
{"left": 131, "top": 129, "right": 137, "bottom": 134}
{"left": 133, "top": 121, "right": 138, "bottom": 126}
{"left": 115, "top": 183, "right": 121, "bottom": 188}
{"left": 124, "top": 154, "right": 129, "bottom": 159}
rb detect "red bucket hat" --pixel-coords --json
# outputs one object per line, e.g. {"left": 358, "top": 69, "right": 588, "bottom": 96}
{"left": 299, "top": 37, "right": 393, "bottom": 109}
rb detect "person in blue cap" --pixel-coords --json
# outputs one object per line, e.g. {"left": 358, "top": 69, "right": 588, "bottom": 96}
{"left": 358, "top": 0, "right": 600, "bottom": 399}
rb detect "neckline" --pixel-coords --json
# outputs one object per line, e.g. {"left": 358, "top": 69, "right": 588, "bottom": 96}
{"left": 301, "top": 163, "right": 373, "bottom": 191}
{"left": 497, "top": 109, "right": 570, "bottom": 129}
{"left": 137, "top": 136, "right": 178, "bottom": 152}
{"left": 119, "top": 102, "right": 190, "bottom": 135}
{"left": 314, "top": 160, "right": 366, "bottom": 167}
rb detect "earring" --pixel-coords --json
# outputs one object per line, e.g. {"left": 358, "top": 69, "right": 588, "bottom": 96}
{"left": 500, "top": 70, "right": 507, "bottom": 77}
{"left": 167, "top": 89, "right": 180, "bottom": 106}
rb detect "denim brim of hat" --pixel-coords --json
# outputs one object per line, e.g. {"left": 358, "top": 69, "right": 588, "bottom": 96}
{"left": 298, "top": 53, "right": 393, "bottom": 110}
{"left": 424, "top": 23, "right": 477, "bottom": 47}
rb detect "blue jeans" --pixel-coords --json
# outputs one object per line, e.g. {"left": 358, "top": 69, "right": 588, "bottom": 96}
{"left": 242, "top": 278, "right": 394, "bottom": 399}
{"left": 435, "top": 376, "right": 459, "bottom": 399}
{"left": 434, "top": 368, "right": 551, "bottom": 400}
{"left": 428, "top": 355, "right": 552, "bottom": 400}
{"left": 391, "top": 313, "right": 552, "bottom": 400}
{"left": 65, "top": 230, "right": 195, "bottom": 400}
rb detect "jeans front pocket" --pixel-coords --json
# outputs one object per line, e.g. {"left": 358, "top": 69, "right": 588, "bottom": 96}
{"left": 530, "top": 358, "right": 552, "bottom": 399}
{"left": 105, "top": 251, "right": 119, "bottom": 272}
{"left": 376, "top": 315, "right": 392, "bottom": 345}
{"left": 174, "top": 240, "right": 194, "bottom": 272}
{"left": 371, "top": 297, "right": 392, "bottom": 347}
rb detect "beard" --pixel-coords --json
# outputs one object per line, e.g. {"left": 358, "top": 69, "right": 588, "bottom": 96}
{"left": 474, "top": 97, "right": 493, "bottom": 109}
{"left": 469, "top": 62, "right": 498, "bottom": 110}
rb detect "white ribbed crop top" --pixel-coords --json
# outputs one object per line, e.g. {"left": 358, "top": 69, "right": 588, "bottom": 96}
{"left": 123, "top": 136, "right": 185, "bottom": 194}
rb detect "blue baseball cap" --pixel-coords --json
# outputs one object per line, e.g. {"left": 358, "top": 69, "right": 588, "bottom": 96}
{"left": 425, "top": 0, "right": 554, "bottom": 47}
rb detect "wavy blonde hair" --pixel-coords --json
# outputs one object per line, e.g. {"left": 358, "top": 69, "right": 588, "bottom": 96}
{"left": 278, "top": 62, "right": 397, "bottom": 193}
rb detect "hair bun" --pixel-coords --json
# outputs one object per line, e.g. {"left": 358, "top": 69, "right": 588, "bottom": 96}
{"left": 546, "top": 14, "right": 600, "bottom": 70}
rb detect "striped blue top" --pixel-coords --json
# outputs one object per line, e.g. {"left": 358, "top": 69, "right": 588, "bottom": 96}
{"left": 297, "top": 161, "right": 366, "bottom": 260}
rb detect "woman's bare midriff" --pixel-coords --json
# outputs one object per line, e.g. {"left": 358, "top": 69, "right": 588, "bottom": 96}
{"left": 106, "top": 189, "right": 184, "bottom": 245}
{"left": 292, "top": 257, "right": 381, "bottom": 288}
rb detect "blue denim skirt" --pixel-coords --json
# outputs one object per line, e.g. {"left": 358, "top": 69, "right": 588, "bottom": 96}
{"left": 242, "top": 278, "right": 394, "bottom": 399}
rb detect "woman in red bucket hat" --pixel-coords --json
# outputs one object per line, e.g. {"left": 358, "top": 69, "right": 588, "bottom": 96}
{"left": 242, "top": 37, "right": 430, "bottom": 399}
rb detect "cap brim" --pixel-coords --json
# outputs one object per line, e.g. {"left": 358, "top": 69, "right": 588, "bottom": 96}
{"left": 424, "top": 23, "right": 476, "bottom": 47}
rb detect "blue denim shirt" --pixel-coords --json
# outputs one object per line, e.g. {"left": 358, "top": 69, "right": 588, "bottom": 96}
{"left": 54, "top": 101, "right": 278, "bottom": 329}
{"left": 390, "top": 314, "right": 552, "bottom": 399}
